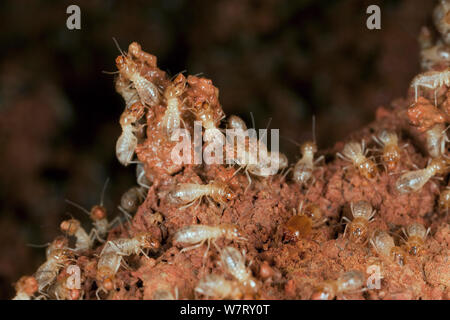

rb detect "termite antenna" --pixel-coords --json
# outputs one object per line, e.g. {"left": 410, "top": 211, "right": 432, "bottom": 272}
{"left": 102, "top": 70, "right": 120, "bottom": 75}
{"left": 65, "top": 199, "right": 90, "bottom": 216}
{"left": 112, "top": 37, "right": 126, "bottom": 57}
{"left": 26, "top": 242, "right": 51, "bottom": 248}
{"left": 100, "top": 178, "right": 110, "bottom": 207}
{"left": 280, "top": 135, "right": 301, "bottom": 147}
{"left": 312, "top": 115, "right": 317, "bottom": 144}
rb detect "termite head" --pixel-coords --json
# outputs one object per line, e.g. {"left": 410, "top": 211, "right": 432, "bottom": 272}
{"left": 242, "top": 276, "right": 260, "bottom": 295}
{"left": 300, "top": 141, "right": 317, "bottom": 157}
{"left": 310, "top": 281, "right": 337, "bottom": 300}
{"left": 15, "top": 276, "right": 38, "bottom": 296}
{"left": 390, "top": 246, "right": 407, "bottom": 266}
{"left": 213, "top": 182, "right": 236, "bottom": 202}
{"left": 227, "top": 115, "right": 247, "bottom": 131}
{"left": 115, "top": 55, "right": 135, "bottom": 76}
{"left": 102, "top": 277, "right": 115, "bottom": 292}
{"left": 303, "top": 203, "right": 325, "bottom": 225}
{"left": 221, "top": 224, "right": 246, "bottom": 241}
{"left": 345, "top": 201, "right": 375, "bottom": 243}
{"left": 60, "top": 219, "right": 81, "bottom": 236}
{"left": 47, "top": 236, "right": 69, "bottom": 257}
{"left": 429, "top": 156, "right": 450, "bottom": 175}
{"left": 135, "top": 232, "right": 160, "bottom": 250}
{"left": 404, "top": 223, "right": 428, "bottom": 256}
{"left": 90, "top": 205, "right": 107, "bottom": 221}
{"left": 166, "top": 73, "right": 187, "bottom": 99}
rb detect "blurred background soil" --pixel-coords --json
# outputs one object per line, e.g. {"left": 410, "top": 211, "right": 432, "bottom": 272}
{"left": 0, "top": 0, "right": 435, "bottom": 298}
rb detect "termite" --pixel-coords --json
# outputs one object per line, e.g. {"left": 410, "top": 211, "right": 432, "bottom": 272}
{"left": 119, "top": 186, "right": 146, "bottom": 217}
{"left": 395, "top": 155, "right": 449, "bottom": 194}
{"left": 34, "top": 249, "right": 72, "bottom": 292}
{"left": 410, "top": 68, "right": 450, "bottom": 104}
{"left": 168, "top": 181, "right": 235, "bottom": 209}
{"left": 342, "top": 201, "right": 376, "bottom": 244}
{"left": 96, "top": 233, "right": 160, "bottom": 297}
{"left": 173, "top": 224, "right": 246, "bottom": 260}
{"left": 195, "top": 274, "right": 243, "bottom": 299}
{"left": 220, "top": 246, "right": 259, "bottom": 295}
{"left": 51, "top": 266, "right": 82, "bottom": 300}
{"left": 116, "top": 103, "right": 146, "bottom": 166}
{"left": 425, "top": 123, "right": 449, "bottom": 158}
{"left": 370, "top": 230, "right": 407, "bottom": 266}
{"left": 66, "top": 179, "right": 121, "bottom": 242}
{"left": 401, "top": 222, "right": 430, "bottom": 256}
{"left": 115, "top": 44, "right": 161, "bottom": 107}
{"left": 310, "top": 270, "right": 365, "bottom": 300}
{"left": 60, "top": 219, "right": 93, "bottom": 252}
{"left": 292, "top": 141, "right": 323, "bottom": 186}
{"left": 282, "top": 202, "right": 327, "bottom": 241}
{"left": 12, "top": 276, "right": 38, "bottom": 300}
{"left": 115, "top": 74, "right": 139, "bottom": 109}
{"left": 372, "top": 130, "right": 402, "bottom": 172}
{"left": 336, "top": 141, "right": 378, "bottom": 179}
{"left": 161, "top": 73, "right": 187, "bottom": 139}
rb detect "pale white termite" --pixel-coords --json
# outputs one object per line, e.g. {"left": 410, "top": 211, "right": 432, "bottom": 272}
{"left": 168, "top": 181, "right": 235, "bottom": 209}
{"left": 34, "top": 249, "right": 72, "bottom": 293}
{"left": 12, "top": 276, "right": 38, "bottom": 300}
{"left": 370, "top": 230, "right": 407, "bottom": 266}
{"left": 310, "top": 270, "right": 365, "bottom": 300}
{"left": 116, "top": 103, "right": 146, "bottom": 166}
{"left": 220, "top": 246, "right": 259, "bottom": 295}
{"left": 60, "top": 219, "right": 93, "bottom": 252}
{"left": 161, "top": 73, "right": 186, "bottom": 139}
{"left": 410, "top": 68, "right": 450, "bottom": 103}
{"left": 292, "top": 141, "right": 323, "bottom": 186}
{"left": 336, "top": 141, "right": 378, "bottom": 179}
{"left": 395, "top": 156, "right": 449, "bottom": 194}
{"left": 173, "top": 224, "right": 247, "bottom": 260}
{"left": 96, "top": 232, "right": 160, "bottom": 297}
{"left": 115, "top": 43, "right": 161, "bottom": 107}
{"left": 195, "top": 274, "right": 243, "bottom": 299}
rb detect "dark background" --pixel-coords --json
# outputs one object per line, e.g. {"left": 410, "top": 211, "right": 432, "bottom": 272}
{"left": 0, "top": 0, "right": 434, "bottom": 298}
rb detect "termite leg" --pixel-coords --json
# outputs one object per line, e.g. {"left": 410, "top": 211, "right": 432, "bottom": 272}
{"left": 180, "top": 239, "right": 206, "bottom": 254}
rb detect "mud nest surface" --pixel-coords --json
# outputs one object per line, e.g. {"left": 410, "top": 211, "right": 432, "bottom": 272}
{"left": 13, "top": 35, "right": 450, "bottom": 299}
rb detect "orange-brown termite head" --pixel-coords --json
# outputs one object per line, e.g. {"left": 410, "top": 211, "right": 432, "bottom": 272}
{"left": 403, "top": 223, "right": 428, "bottom": 256}
{"left": 220, "top": 224, "right": 246, "bottom": 241}
{"left": 344, "top": 201, "right": 376, "bottom": 244}
{"left": 14, "top": 276, "right": 38, "bottom": 299}
{"left": 165, "top": 73, "right": 187, "bottom": 99}
{"left": 337, "top": 141, "right": 378, "bottom": 179}
{"left": 46, "top": 236, "right": 70, "bottom": 258}
{"left": 429, "top": 155, "right": 450, "bottom": 175}
{"left": 134, "top": 232, "right": 161, "bottom": 251}
{"left": 283, "top": 203, "right": 326, "bottom": 242}
{"left": 90, "top": 205, "right": 107, "bottom": 221}
{"left": 300, "top": 141, "right": 318, "bottom": 156}
{"left": 211, "top": 182, "right": 236, "bottom": 203}
{"left": 60, "top": 219, "right": 81, "bottom": 236}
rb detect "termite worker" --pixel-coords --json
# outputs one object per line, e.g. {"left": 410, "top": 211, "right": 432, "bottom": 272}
{"left": 12, "top": 276, "right": 38, "bottom": 300}
{"left": 173, "top": 224, "right": 247, "bottom": 259}
{"left": 410, "top": 68, "right": 450, "bottom": 104}
{"left": 220, "top": 246, "right": 260, "bottom": 295}
{"left": 34, "top": 249, "right": 72, "bottom": 293}
{"left": 60, "top": 219, "right": 93, "bottom": 251}
{"left": 343, "top": 200, "right": 376, "bottom": 244}
{"left": 370, "top": 230, "right": 407, "bottom": 266}
{"left": 51, "top": 266, "right": 83, "bottom": 300}
{"left": 283, "top": 202, "right": 327, "bottom": 241}
{"left": 310, "top": 270, "right": 365, "bottom": 300}
{"left": 161, "top": 73, "right": 187, "bottom": 139}
{"left": 96, "top": 232, "right": 160, "bottom": 297}
{"left": 336, "top": 141, "right": 378, "bottom": 179}
{"left": 116, "top": 103, "right": 146, "bottom": 166}
{"left": 372, "top": 130, "right": 402, "bottom": 172}
{"left": 119, "top": 186, "right": 146, "bottom": 217}
{"left": 195, "top": 274, "right": 243, "bottom": 299}
{"left": 115, "top": 44, "right": 161, "bottom": 107}
{"left": 292, "top": 141, "right": 323, "bottom": 186}
{"left": 402, "top": 222, "right": 430, "bottom": 256}
{"left": 395, "top": 156, "right": 449, "bottom": 194}
{"left": 168, "top": 181, "right": 235, "bottom": 209}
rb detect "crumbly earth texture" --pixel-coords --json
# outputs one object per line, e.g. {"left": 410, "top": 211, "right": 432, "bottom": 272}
{"left": 15, "top": 42, "right": 450, "bottom": 300}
